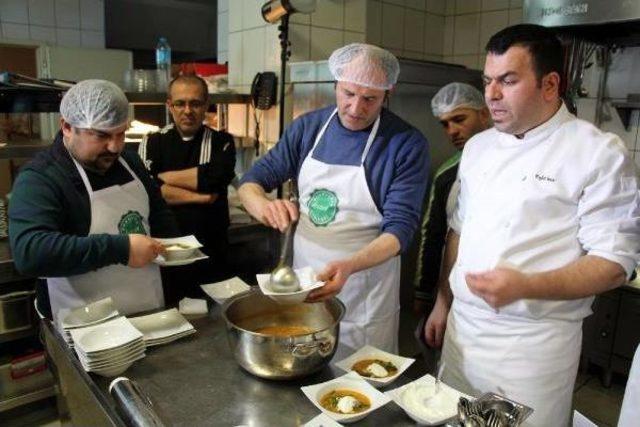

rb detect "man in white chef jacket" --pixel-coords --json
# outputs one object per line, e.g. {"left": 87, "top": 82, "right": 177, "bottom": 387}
{"left": 422, "top": 24, "right": 640, "bottom": 426}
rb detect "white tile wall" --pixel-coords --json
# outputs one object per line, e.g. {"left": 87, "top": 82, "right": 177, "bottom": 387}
{"left": 442, "top": 15, "right": 454, "bottom": 55}
{"left": 0, "top": 0, "right": 29, "bottom": 24}
{"left": 310, "top": 26, "right": 344, "bottom": 60}
{"left": 426, "top": 0, "right": 446, "bottom": 14}
{"left": 384, "top": 0, "right": 405, "bottom": 6}
{"left": 80, "top": 29, "right": 102, "bottom": 48}
{"left": 228, "top": 0, "right": 242, "bottom": 32}
{"left": 290, "top": 24, "right": 311, "bottom": 62}
{"left": 381, "top": 2, "right": 404, "bottom": 49}
{"left": 404, "top": 9, "right": 424, "bottom": 53}
{"left": 228, "top": 31, "right": 243, "bottom": 86}
{"left": 455, "top": 0, "right": 481, "bottom": 14}
{"left": 344, "top": 30, "right": 365, "bottom": 44}
{"left": 2, "top": 22, "right": 29, "bottom": 39}
{"left": 56, "top": 27, "right": 80, "bottom": 47}
{"left": 55, "top": 0, "right": 80, "bottom": 29}
{"left": 218, "top": 11, "right": 228, "bottom": 56}
{"left": 405, "top": 0, "right": 426, "bottom": 10}
{"left": 509, "top": 0, "right": 522, "bottom": 7}
{"left": 79, "top": 0, "right": 103, "bottom": 30}
{"left": 480, "top": 10, "right": 508, "bottom": 51}
{"left": 311, "top": 0, "right": 344, "bottom": 30}
{"left": 508, "top": 8, "right": 522, "bottom": 25}
{"left": 218, "top": 0, "right": 229, "bottom": 13}
{"left": 482, "top": 0, "right": 509, "bottom": 11}
{"left": 263, "top": 24, "right": 280, "bottom": 72}
{"left": 366, "top": 0, "right": 382, "bottom": 44}
{"left": 242, "top": 27, "right": 265, "bottom": 85}
{"left": 344, "top": 0, "right": 366, "bottom": 33}
{"left": 242, "top": 0, "right": 265, "bottom": 30}
{"left": 28, "top": 0, "right": 55, "bottom": 26}
{"left": 445, "top": 0, "right": 455, "bottom": 15}
{"left": 453, "top": 13, "right": 480, "bottom": 55}
{"left": 29, "top": 24, "right": 56, "bottom": 43}
{"left": 424, "top": 13, "right": 444, "bottom": 55}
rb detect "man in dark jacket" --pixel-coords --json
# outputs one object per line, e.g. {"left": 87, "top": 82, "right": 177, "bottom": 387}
{"left": 9, "top": 79, "right": 179, "bottom": 320}
{"left": 138, "top": 75, "right": 236, "bottom": 305}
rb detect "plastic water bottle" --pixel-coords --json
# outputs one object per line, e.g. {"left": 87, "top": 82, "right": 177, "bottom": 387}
{"left": 155, "top": 37, "right": 171, "bottom": 91}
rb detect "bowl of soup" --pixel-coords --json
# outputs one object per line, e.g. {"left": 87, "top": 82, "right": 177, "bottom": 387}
{"left": 334, "top": 345, "right": 415, "bottom": 387}
{"left": 301, "top": 371, "right": 391, "bottom": 423}
{"left": 221, "top": 288, "right": 345, "bottom": 380}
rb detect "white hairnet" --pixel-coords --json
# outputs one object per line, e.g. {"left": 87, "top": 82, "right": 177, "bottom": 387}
{"left": 431, "top": 82, "right": 486, "bottom": 117}
{"left": 60, "top": 79, "right": 129, "bottom": 130}
{"left": 328, "top": 43, "right": 399, "bottom": 90}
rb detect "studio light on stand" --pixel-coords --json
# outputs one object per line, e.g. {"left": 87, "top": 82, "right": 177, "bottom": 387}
{"left": 261, "top": 0, "right": 317, "bottom": 139}
{"left": 261, "top": 0, "right": 316, "bottom": 199}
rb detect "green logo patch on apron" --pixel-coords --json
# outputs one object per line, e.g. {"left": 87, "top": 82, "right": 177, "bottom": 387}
{"left": 118, "top": 210, "right": 146, "bottom": 235}
{"left": 308, "top": 189, "right": 338, "bottom": 226}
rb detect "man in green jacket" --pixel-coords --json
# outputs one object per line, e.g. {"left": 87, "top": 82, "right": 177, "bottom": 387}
{"left": 9, "top": 80, "right": 179, "bottom": 321}
{"left": 414, "top": 83, "right": 490, "bottom": 319}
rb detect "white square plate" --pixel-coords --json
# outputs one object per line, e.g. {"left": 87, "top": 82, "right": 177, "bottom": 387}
{"left": 334, "top": 345, "right": 414, "bottom": 388}
{"left": 70, "top": 316, "right": 143, "bottom": 354}
{"left": 257, "top": 266, "right": 324, "bottom": 304}
{"left": 301, "top": 371, "right": 391, "bottom": 424}
{"left": 60, "top": 297, "right": 119, "bottom": 329}
{"left": 154, "top": 248, "right": 208, "bottom": 266}
{"left": 303, "top": 412, "right": 343, "bottom": 427}
{"left": 128, "top": 308, "right": 194, "bottom": 341}
{"left": 385, "top": 374, "right": 471, "bottom": 426}
{"left": 200, "top": 277, "right": 251, "bottom": 304}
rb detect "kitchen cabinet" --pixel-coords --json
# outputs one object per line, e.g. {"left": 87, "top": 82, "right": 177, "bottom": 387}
{"left": 582, "top": 284, "right": 640, "bottom": 387}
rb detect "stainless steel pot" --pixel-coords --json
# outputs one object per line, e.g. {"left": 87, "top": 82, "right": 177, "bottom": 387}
{"left": 222, "top": 288, "right": 345, "bottom": 380}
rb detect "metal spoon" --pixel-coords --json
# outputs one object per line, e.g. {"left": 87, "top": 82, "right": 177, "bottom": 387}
{"left": 269, "top": 223, "right": 300, "bottom": 293}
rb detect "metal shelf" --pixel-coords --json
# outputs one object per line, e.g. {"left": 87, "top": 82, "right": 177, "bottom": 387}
{"left": 0, "top": 385, "right": 56, "bottom": 412}
{"left": 125, "top": 92, "right": 251, "bottom": 105}
{"left": 0, "top": 87, "right": 64, "bottom": 113}
{"left": 612, "top": 101, "right": 640, "bottom": 129}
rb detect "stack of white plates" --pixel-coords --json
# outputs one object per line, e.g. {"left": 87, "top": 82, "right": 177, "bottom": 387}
{"left": 69, "top": 316, "right": 145, "bottom": 377}
{"left": 129, "top": 308, "right": 196, "bottom": 346}
{"left": 56, "top": 297, "right": 120, "bottom": 348}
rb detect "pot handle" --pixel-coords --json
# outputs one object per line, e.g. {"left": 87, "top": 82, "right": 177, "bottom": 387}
{"left": 290, "top": 337, "right": 335, "bottom": 358}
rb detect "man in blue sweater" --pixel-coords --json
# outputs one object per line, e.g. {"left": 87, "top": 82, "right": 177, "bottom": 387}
{"left": 239, "top": 44, "right": 430, "bottom": 352}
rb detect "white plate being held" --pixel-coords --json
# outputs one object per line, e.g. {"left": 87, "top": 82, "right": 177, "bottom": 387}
{"left": 303, "top": 412, "right": 343, "bottom": 427}
{"left": 334, "top": 345, "right": 415, "bottom": 388}
{"left": 128, "top": 308, "right": 194, "bottom": 342}
{"left": 70, "top": 316, "right": 143, "bottom": 354}
{"left": 385, "top": 373, "right": 471, "bottom": 426}
{"left": 200, "top": 277, "right": 251, "bottom": 304}
{"left": 155, "top": 235, "right": 202, "bottom": 259}
{"left": 154, "top": 248, "right": 208, "bottom": 267}
{"left": 301, "top": 371, "right": 391, "bottom": 424}
{"left": 257, "top": 266, "right": 324, "bottom": 304}
{"left": 60, "top": 297, "right": 119, "bottom": 329}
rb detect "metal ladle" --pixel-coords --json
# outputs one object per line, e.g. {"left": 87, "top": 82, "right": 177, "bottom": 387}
{"left": 269, "top": 223, "right": 300, "bottom": 293}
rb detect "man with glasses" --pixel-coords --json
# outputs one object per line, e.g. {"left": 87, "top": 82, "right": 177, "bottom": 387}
{"left": 139, "top": 75, "right": 236, "bottom": 305}
{"left": 9, "top": 80, "right": 180, "bottom": 320}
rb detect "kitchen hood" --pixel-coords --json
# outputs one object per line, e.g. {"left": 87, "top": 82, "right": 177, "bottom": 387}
{"left": 523, "top": 0, "right": 640, "bottom": 45}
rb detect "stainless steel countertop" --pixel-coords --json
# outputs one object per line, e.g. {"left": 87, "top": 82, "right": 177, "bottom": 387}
{"left": 45, "top": 304, "right": 424, "bottom": 427}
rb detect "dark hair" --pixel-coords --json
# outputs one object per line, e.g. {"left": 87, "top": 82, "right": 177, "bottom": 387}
{"left": 485, "top": 24, "right": 563, "bottom": 83}
{"left": 168, "top": 75, "right": 209, "bottom": 101}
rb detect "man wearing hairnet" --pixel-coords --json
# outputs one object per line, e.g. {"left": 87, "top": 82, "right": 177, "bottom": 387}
{"left": 9, "top": 80, "right": 179, "bottom": 321}
{"left": 239, "top": 44, "right": 430, "bottom": 352}
{"left": 414, "top": 83, "right": 490, "bottom": 326}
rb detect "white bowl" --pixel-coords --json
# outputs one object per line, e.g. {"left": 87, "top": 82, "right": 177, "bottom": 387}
{"left": 61, "top": 297, "right": 119, "bottom": 329}
{"left": 301, "top": 371, "right": 391, "bottom": 424}
{"left": 385, "top": 374, "right": 471, "bottom": 426}
{"left": 257, "top": 267, "right": 324, "bottom": 304}
{"left": 129, "top": 308, "right": 194, "bottom": 341}
{"left": 334, "top": 345, "right": 415, "bottom": 388}
{"left": 89, "top": 360, "right": 137, "bottom": 377}
{"left": 200, "top": 277, "right": 251, "bottom": 304}
{"left": 71, "top": 317, "right": 143, "bottom": 354}
{"left": 154, "top": 235, "right": 203, "bottom": 262}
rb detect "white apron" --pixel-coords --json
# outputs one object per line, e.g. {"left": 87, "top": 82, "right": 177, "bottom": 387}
{"left": 293, "top": 108, "right": 401, "bottom": 353}
{"left": 47, "top": 157, "right": 164, "bottom": 322}
{"left": 618, "top": 344, "right": 640, "bottom": 426}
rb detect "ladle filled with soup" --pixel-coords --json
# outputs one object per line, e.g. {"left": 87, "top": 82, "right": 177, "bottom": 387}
{"left": 320, "top": 389, "right": 371, "bottom": 414}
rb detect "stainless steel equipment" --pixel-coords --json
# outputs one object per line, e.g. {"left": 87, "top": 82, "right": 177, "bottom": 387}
{"left": 269, "top": 224, "right": 300, "bottom": 292}
{"left": 109, "top": 377, "right": 167, "bottom": 427}
{"left": 222, "top": 288, "right": 345, "bottom": 380}
{"left": 0, "top": 290, "right": 35, "bottom": 334}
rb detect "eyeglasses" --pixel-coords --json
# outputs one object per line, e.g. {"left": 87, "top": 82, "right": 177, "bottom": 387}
{"left": 170, "top": 100, "right": 207, "bottom": 110}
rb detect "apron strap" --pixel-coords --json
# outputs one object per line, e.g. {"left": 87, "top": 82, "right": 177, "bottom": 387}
{"left": 309, "top": 108, "right": 381, "bottom": 166}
